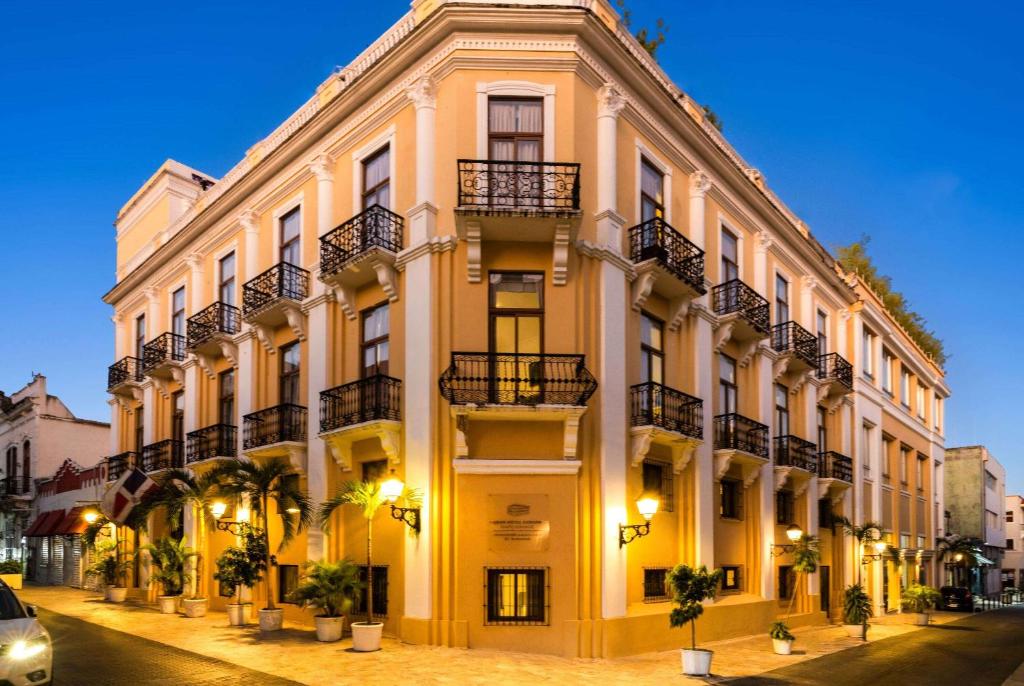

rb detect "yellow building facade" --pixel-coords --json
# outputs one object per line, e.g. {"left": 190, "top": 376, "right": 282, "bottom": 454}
{"left": 101, "top": 0, "right": 949, "bottom": 657}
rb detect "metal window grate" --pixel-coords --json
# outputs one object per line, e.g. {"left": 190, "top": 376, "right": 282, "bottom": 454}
{"left": 643, "top": 567, "right": 670, "bottom": 602}
{"left": 484, "top": 567, "right": 549, "bottom": 626}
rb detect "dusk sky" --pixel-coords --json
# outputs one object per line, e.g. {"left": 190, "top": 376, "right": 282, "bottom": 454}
{"left": 1, "top": 2, "right": 1020, "bottom": 491}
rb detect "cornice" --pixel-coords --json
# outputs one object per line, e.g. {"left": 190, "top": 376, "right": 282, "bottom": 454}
{"left": 573, "top": 239, "right": 634, "bottom": 276}
{"left": 395, "top": 235, "right": 458, "bottom": 269}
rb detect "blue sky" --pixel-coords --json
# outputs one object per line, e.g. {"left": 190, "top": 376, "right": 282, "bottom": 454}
{"left": 1, "top": 2, "right": 1021, "bottom": 491}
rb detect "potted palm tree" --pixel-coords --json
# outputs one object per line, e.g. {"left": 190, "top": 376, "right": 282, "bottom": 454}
{"left": 770, "top": 533, "right": 819, "bottom": 655}
{"left": 141, "top": 537, "right": 193, "bottom": 614}
{"left": 215, "top": 457, "right": 312, "bottom": 632}
{"left": 833, "top": 516, "right": 884, "bottom": 585}
{"left": 901, "top": 583, "right": 940, "bottom": 626}
{"left": 667, "top": 564, "right": 723, "bottom": 676}
{"left": 213, "top": 525, "right": 266, "bottom": 627}
{"left": 842, "top": 583, "right": 872, "bottom": 639}
{"left": 289, "top": 559, "right": 363, "bottom": 642}
{"left": 87, "top": 540, "right": 133, "bottom": 602}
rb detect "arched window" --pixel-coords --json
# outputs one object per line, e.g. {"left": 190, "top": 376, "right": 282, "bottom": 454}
{"left": 4, "top": 446, "right": 16, "bottom": 478}
{"left": 21, "top": 440, "right": 30, "bottom": 481}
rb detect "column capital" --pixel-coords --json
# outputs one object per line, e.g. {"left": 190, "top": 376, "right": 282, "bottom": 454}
{"left": 754, "top": 228, "right": 774, "bottom": 254}
{"left": 597, "top": 83, "right": 626, "bottom": 119}
{"left": 689, "top": 170, "right": 712, "bottom": 198}
{"left": 310, "top": 153, "right": 334, "bottom": 182}
{"left": 143, "top": 286, "right": 160, "bottom": 304}
{"left": 239, "top": 209, "right": 259, "bottom": 233}
{"left": 185, "top": 251, "right": 204, "bottom": 271}
{"left": 801, "top": 275, "right": 819, "bottom": 292}
{"left": 406, "top": 74, "right": 437, "bottom": 110}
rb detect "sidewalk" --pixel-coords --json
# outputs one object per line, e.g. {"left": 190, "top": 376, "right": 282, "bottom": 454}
{"left": 21, "top": 586, "right": 963, "bottom": 685}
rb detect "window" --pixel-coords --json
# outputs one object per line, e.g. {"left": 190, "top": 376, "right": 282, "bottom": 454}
{"left": 21, "top": 441, "right": 30, "bottom": 481}
{"left": 900, "top": 369, "right": 910, "bottom": 407}
{"left": 172, "top": 391, "right": 185, "bottom": 445}
{"left": 985, "top": 471, "right": 998, "bottom": 491}
{"left": 721, "top": 566, "right": 741, "bottom": 593}
{"left": 916, "top": 384, "right": 927, "bottom": 419}
{"left": 171, "top": 287, "right": 186, "bottom": 337}
{"left": 361, "top": 303, "right": 390, "bottom": 377}
{"left": 219, "top": 252, "right": 236, "bottom": 307}
{"left": 900, "top": 534, "right": 911, "bottom": 549}
{"left": 881, "top": 438, "right": 892, "bottom": 479}
{"left": 135, "top": 406, "right": 145, "bottom": 453}
{"left": 719, "top": 354, "right": 737, "bottom": 415}
{"left": 1007, "top": 510, "right": 1015, "bottom": 523}
{"left": 775, "top": 275, "right": 789, "bottom": 323}
{"left": 862, "top": 424, "right": 873, "bottom": 476}
{"left": 774, "top": 384, "right": 789, "bottom": 436}
{"left": 489, "top": 98, "right": 543, "bottom": 163}
{"left": 280, "top": 342, "right": 301, "bottom": 405}
{"left": 899, "top": 446, "right": 910, "bottom": 485}
{"left": 721, "top": 229, "right": 739, "bottom": 282}
{"left": 362, "top": 146, "right": 391, "bottom": 210}
{"left": 278, "top": 564, "right": 299, "bottom": 604}
{"left": 1008, "top": 539, "right": 1015, "bottom": 551}
{"left": 640, "top": 158, "right": 664, "bottom": 221}
{"left": 778, "top": 565, "right": 794, "bottom": 600}
{"left": 355, "top": 565, "right": 389, "bottom": 616}
{"left": 817, "top": 407, "right": 827, "bottom": 452}
{"left": 361, "top": 459, "right": 388, "bottom": 484}
{"left": 4, "top": 447, "right": 16, "bottom": 480}
{"left": 816, "top": 310, "right": 828, "bottom": 356}
{"left": 642, "top": 459, "right": 673, "bottom": 513}
{"left": 862, "top": 328, "right": 875, "bottom": 378}
{"left": 490, "top": 272, "right": 543, "bottom": 353}
{"left": 819, "top": 498, "right": 834, "bottom": 529}
{"left": 643, "top": 568, "right": 670, "bottom": 602}
{"left": 935, "top": 397, "right": 944, "bottom": 431}
{"left": 881, "top": 350, "right": 893, "bottom": 394}
{"left": 916, "top": 454, "right": 925, "bottom": 491}
{"left": 280, "top": 207, "right": 301, "bottom": 265}
{"left": 720, "top": 479, "right": 743, "bottom": 520}
{"left": 986, "top": 510, "right": 1000, "bottom": 530}
{"left": 776, "top": 490, "right": 795, "bottom": 525}
{"left": 218, "top": 370, "right": 235, "bottom": 425}
{"left": 135, "top": 314, "right": 146, "bottom": 358}
{"left": 486, "top": 568, "right": 546, "bottom": 624}
{"left": 640, "top": 314, "right": 664, "bottom": 385}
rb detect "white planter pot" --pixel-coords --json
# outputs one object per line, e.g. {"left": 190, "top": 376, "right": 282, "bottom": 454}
{"left": 681, "top": 648, "right": 713, "bottom": 677}
{"left": 259, "top": 608, "right": 284, "bottom": 632}
{"left": 351, "top": 621, "right": 383, "bottom": 652}
{"left": 108, "top": 587, "right": 128, "bottom": 603}
{"left": 158, "top": 596, "right": 180, "bottom": 614}
{"left": 914, "top": 612, "right": 929, "bottom": 626}
{"left": 772, "top": 638, "right": 794, "bottom": 655}
{"left": 315, "top": 616, "right": 344, "bottom": 642}
{"left": 843, "top": 624, "right": 867, "bottom": 639}
{"left": 103, "top": 586, "right": 112, "bottom": 601}
{"left": 182, "top": 598, "right": 208, "bottom": 618}
{"left": 227, "top": 603, "right": 251, "bottom": 626}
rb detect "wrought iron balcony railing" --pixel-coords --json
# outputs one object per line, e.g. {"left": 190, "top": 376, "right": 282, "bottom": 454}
{"left": 630, "top": 382, "right": 703, "bottom": 440}
{"left": 439, "top": 352, "right": 598, "bottom": 407}
{"left": 107, "top": 356, "right": 144, "bottom": 390}
{"left": 143, "top": 332, "right": 186, "bottom": 373}
{"left": 106, "top": 451, "right": 137, "bottom": 481}
{"left": 456, "top": 159, "right": 581, "bottom": 213}
{"left": 818, "top": 451, "right": 853, "bottom": 482}
{"left": 0, "top": 476, "right": 31, "bottom": 497}
{"left": 771, "top": 321, "right": 819, "bottom": 369}
{"left": 187, "top": 302, "right": 240, "bottom": 350}
{"left": 242, "top": 262, "right": 310, "bottom": 316}
{"left": 774, "top": 435, "right": 818, "bottom": 472}
{"left": 243, "top": 404, "right": 307, "bottom": 449}
{"left": 141, "top": 440, "right": 184, "bottom": 473}
{"left": 713, "top": 413, "right": 769, "bottom": 458}
{"left": 817, "top": 352, "right": 854, "bottom": 389}
{"left": 186, "top": 424, "right": 237, "bottom": 463}
{"left": 320, "top": 375, "right": 401, "bottom": 433}
{"left": 712, "top": 279, "right": 770, "bottom": 335}
{"left": 627, "top": 218, "right": 707, "bottom": 294}
{"left": 320, "top": 205, "right": 403, "bottom": 277}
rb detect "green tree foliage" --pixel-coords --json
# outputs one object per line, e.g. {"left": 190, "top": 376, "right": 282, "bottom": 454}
{"left": 702, "top": 105, "right": 724, "bottom": 132}
{"left": 667, "top": 564, "right": 722, "bottom": 650}
{"left": 615, "top": 0, "right": 668, "bottom": 58}
{"left": 835, "top": 236, "right": 946, "bottom": 366}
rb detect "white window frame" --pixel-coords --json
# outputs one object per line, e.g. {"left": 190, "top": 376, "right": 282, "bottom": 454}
{"left": 214, "top": 241, "right": 239, "bottom": 305}
{"left": 271, "top": 192, "right": 304, "bottom": 265}
{"left": 862, "top": 328, "right": 875, "bottom": 378}
{"left": 718, "top": 215, "right": 744, "bottom": 282}
{"left": 351, "top": 124, "right": 397, "bottom": 212}
{"left": 634, "top": 140, "right": 672, "bottom": 224}
{"left": 476, "top": 81, "right": 555, "bottom": 161}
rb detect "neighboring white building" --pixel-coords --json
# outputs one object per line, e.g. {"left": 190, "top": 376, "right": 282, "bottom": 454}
{"left": 1004, "top": 495, "right": 1024, "bottom": 589}
{"left": 945, "top": 445, "right": 1006, "bottom": 595}
{"left": 0, "top": 374, "right": 109, "bottom": 561}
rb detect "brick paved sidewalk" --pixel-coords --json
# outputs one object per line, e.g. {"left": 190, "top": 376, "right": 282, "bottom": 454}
{"left": 21, "top": 585, "right": 963, "bottom": 685}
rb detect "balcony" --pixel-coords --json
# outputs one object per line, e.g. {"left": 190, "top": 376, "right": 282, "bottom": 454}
{"left": 319, "top": 375, "right": 402, "bottom": 471}
{"left": 243, "top": 404, "right": 307, "bottom": 467}
{"left": 818, "top": 451, "right": 853, "bottom": 483}
{"left": 0, "top": 476, "right": 31, "bottom": 498}
{"left": 107, "top": 356, "right": 144, "bottom": 399}
{"left": 817, "top": 352, "right": 854, "bottom": 400}
{"left": 712, "top": 280, "right": 770, "bottom": 365}
{"left": 318, "top": 206, "right": 402, "bottom": 319}
{"left": 771, "top": 321, "right": 819, "bottom": 384}
{"left": 629, "top": 382, "right": 704, "bottom": 472}
{"left": 774, "top": 435, "right": 818, "bottom": 472}
{"left": 187, "top": 302, "right": 240, "bottom": 371}
{"left": 713, "top": 413, "right": 769, "bottom": 484}
{"left": 242, "top": 262, "right": 309, "bottom": 349}
{"left": 106, "top": 451, "right": 137, "bottom": 481}
{"left": 628, "top": 218, "right": 707, "bottom": 329}
{"left": 455, "top": 159, "right": 582, "bottom": 286}
{"left": 186, "top": 424, "right": 237, "bottom": 463}
{"left": 141, "top": 439, "right": 184, "bottom": 473}
{"left": 142, "top": 332, "right": 186, "bottom": 382}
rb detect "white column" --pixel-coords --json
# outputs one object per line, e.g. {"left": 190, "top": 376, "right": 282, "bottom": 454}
{"left": 183, "top": 360, "right": 199, "bottom": 435}
{"left": 235, "top": 332, "right": 255, "bottom": 456}
{"left": 145, "top": 288, "right": 160, "bottom": 337}
{"left": 799, "top": 276, "right": 816, "bottom": 331}
{"left": 241, "top": 210, "right": 260, "bottom": 282}
{"left": 692, "top": 307, "right": 716, "bottom": 569}
{"left": 407, "top": 76, "right": 438, "bottom": 246}
{"left": 689, "top": 172, "right": 711, "bottom": 248}
{"left": 187, "top": 254, "right": 205, "bottom": 314}
{"left": 142, "top": 383, "right": 155, "bottom": 445}
{"left": 108, "top": 398, "right": 121, "bottom": 455}
{"left": 805, "top": 385, "right": 820, "bottom": 600}
{"left": 595, "top": 84, "right": 624, "bottom": 222}
{"left": 753, "top": 230, "right": 772, "bottom": 296}
{"left": 757, "top": 351, "right": 776, "bottom": 599}
{"left": 113, "top": 314, "right": 126, "bottom": 360}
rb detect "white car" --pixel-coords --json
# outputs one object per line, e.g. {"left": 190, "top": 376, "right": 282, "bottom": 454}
{"left": 0, "top": 581, "right": 51, "bottom": 686}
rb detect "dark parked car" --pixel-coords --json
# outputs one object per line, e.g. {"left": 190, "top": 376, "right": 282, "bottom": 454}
{"left": 940, "top": 586, "right": 974, "bottom": 611}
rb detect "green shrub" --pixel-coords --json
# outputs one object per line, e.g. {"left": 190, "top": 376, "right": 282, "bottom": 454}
{"left": 768, "top": 621, "right": 795, "bottom": 641}
{"left": 843, "top": 584, "right": 873, "bottom": 627}
{"left": 0, "top": 560, "right": 23, "bottom": 575}
{"left": 901, "top": 583, "right": 941, "bottom": 613}
{"left": 667, "top": 564, "right": 723, "bottom": 651}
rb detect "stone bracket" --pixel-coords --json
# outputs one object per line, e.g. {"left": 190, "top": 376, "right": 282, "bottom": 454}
{"left": 451, "top": 405, "right": 586, "bottom": 460}
{"left": 195, "top": 353, "right": 217, "bottom": 379}
{"left": 713, "top": 320, "right": 734, "bottom": 353}
{"left": 737, "top": 338, "right": 760, "bottom": 369}
{"left": 465, "top": 221, "right": 482, "bottom": 283}
{"left": 631, "top": 426, "right": 700, "bottom": 473}
{"left": 714, "top": 449, "right": 764, "bottom": 487}
{"left": 322, "top": 420, "right": 402, "bottom": 471}
{"left": 252, "top": 322, "right": 276, "bottom": 354}
{"left": 552, "top": 223, "right": 571, "bottom": 286}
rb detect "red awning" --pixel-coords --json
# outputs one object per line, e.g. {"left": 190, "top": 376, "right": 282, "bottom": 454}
{"left": 53, "top": 507, "right": 87, "bottom": 536}
{"left": 24, "top": 510, "right": 65, "bottom": 537}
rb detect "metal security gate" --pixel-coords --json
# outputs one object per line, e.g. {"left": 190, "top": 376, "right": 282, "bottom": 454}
{"left": 48, "top": 537, "right": 64, "bottom": 586}
{"left": 65, "top": 538, "right": 82, "bottom": 588}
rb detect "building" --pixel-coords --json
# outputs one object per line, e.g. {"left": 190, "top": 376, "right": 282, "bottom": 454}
{"left": 1004, "top": 495, "right": 1024, "bottom": 589}
{"left": 100, "top": 0, "right": 948, "bottom": 657}
{"left": 0, "top": 374, "right": 109, "bottom": 562}
{"left": 945, "top": 446, "right": 1005, "bottom": 595}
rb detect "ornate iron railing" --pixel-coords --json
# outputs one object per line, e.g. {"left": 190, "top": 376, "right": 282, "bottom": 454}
{"left": 186, "top": 424, "right": 237, "bottom": 463}
{"left": 817, "top": 352, "right": 854, "bottom": 389}
{"left": 712, "top": 279, "right": 770, "bottom": 334}
{"left": 320, "top": 375, "right": 401, "bottom": 433}
{"left": 242, "top": 262, "right": 310, "bottom": 316}
{"left": 456, "top": 159, "right": 581, "bottom": 212}
{"left": 627, "top": 218, "right": 706, "bottom": 294}
{"left": 320, "top": 205, "right": 404, "bottom": 277}
{"left": 0, "top": 476, "right": 31, "bottom": 496}
{"left": 106, "top": 451, "right": 137, "bottom": 481}
{"left": 107, "top": 356, "right": 144, "bottom": 390}
{"left": 630, "top": 382, "right": 703, "bottom": 440}
{"left": 439, "top": 352, "right": 598, "bottom": 406}
{"left": 771, "top": 321, "right": 819, "bottom": 369}
{"left": 141, "top": 440, "right": 184, "bottom": 472}
{"left": 243, "top": 404, "right": 307, "bottom": 449}
{"left": 142, "top": 332, "right": 186, "bottom": 372}
{"left": 774, "top": 435, "right": 818, "bottom": 472}
{"left": 187, "top": 302, "right": 240, "bottom": 349}
{"left": 713, "top": 413, "right": 769, "bottom": 457}
{"left": 818, "top": 451, "right": 853, "bottom": 482}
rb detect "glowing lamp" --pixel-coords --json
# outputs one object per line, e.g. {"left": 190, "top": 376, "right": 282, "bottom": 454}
{"left": 83, "top": 510, "right": 100, "bottom": 524}
{"left": 636, "top": 496, "right": 660, "bottom": 521}
{"left": 954, "top": 552, "right": 964, "bottom": 562}
{"left": 873, "top": 540, "right": 887, "bottom": 554}
{"left": 381, "top": 475, "right": 405, "bottom": 504}
{"left": 210, "top": 501, "right": 228, "bottom": 519}
{"left": 785, "top": 524, "right": 803, "bottom": 542}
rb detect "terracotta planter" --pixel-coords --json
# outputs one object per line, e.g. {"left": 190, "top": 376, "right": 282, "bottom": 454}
{"left": 314, "top": 616, "right": 344, "bottom": 642}
{"left": 843, "top": 623, "right": 867, "bottom": 639}
{"left": 158, "top": 595, "right": 180, "bottom": 614}
{"left": 772, "top": 638, "right": 794, "bottom": 655}
{"left": 350, "top": 621, "right": 383, "bottom": 652}
{"left": 681, "top": 648, "right": 713, "bottom": 676}
{"left": 227, "top": 603, "right": 251, "bottom": 626}
{"left": 108, "top": 587, "right": 128, "bottom": 603}
{"left": 259, "top": 608, "right": 284, "bottom": 632}
{"left": 182, "top": 598, "right": 208, "bottom": 618}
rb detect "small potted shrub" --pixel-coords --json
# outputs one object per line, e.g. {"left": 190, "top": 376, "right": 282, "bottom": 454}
{"left": 0, "top": 560, "right": 23, "bottom": 589}
{"left": 213, "top": 525, "right": 266, "bottom": 627}
{"left": 667, "top": 564, "right": 723, "bottom": 677}
{"left": 842, "top": 584, "right": 872, "bottom": 639}
{"left": 901, "top": 583, "right": 940, "bottom": 626}
{"left": 769, "top": 533, "right": 819, "bottom": 655}
{"left": 87, "top": 540, "right": 132, "bottom": 602}
{"left": 141, "top": 537, "right": 193, "bottom": 614}
{"left": 769, "top": 621, "right": 796, "bottom": 655}
{"left": 289, "top": 559, "right": 362, "bottom": 642}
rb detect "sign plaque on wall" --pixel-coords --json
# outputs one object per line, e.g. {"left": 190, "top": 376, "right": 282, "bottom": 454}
{"left": 488, "top": 494, "right": 550, "bottom": 552}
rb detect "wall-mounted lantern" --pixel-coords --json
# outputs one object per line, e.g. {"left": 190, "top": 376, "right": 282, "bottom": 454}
{"left": 619, "top": 496, "right": 660, "bottom": 547}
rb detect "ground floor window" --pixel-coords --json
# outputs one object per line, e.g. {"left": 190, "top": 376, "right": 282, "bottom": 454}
{"left": 485, "top": 567, "right": 547, "bottom": 625}
{"left": 643, "top": 568, "right": 670, "bottom": 602}
{"left": 355, "top": 565, "right": 389, "bottom": 616}
{"left": 778, "top": 565, "right": 794, "bottom": 600}
{"left": 721, "top": 565, "right": 742, "bottom": 593}
{"left": 278, "top": 564, "right": 299, "bottom": 603}
{"left": 1002, "top": 569, "right": 1016, "bottom": 589}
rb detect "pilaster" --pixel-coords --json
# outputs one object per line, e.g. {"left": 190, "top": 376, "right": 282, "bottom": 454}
{"left": 688, "top": 172, "right": 711, "bottom": 249}
{"left": 141, "top": 382, "right": 155, "bottom": 445}
{"left": 692, "top": 302, "right": 715, "bottom": 569}
{"left": 757, "top": 349, "right": 776, "bottom": 599}
{"left": 235, "top": 331, "right": 255, "bottom": 457}
{"left": 183, "top": 359, "right": 199, "bottom": 435}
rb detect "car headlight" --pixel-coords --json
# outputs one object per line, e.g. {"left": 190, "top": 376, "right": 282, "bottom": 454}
{"left": 8, "top": 636, "right": 48, "bottom": 660}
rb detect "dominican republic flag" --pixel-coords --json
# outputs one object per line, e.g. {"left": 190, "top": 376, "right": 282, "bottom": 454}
{"left": 102, "top": 468, "right": 159, "bottom": 524}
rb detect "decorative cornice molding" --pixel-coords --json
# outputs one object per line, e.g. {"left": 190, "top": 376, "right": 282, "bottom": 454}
{"left": 574, "top": 239, "right": 635, "bottom": 276}
{"left": 395, "top": 235, "right": 458, "bottom": 270}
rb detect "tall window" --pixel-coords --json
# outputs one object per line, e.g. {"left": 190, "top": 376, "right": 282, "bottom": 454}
{"left": 640, "top": 158, "right": 664, "bottom": 221}
{"left": 355, "top": 566, "right": 389, "bottom": 615}
{"left": 361, "top": 303, "right": 390, "bottom": 377}
{"left": 640, "top": 314, "right": 664, "bottom": 385}
{"left": 721, "top": 229, "right": 739, "bottom": 283}
{"left": 280, "top": 343, "right": 301, "bottom": 405}
{"left": 219, "top": 369, "right": 235, "bottom": 425}
{"left": 719, "top": 355, "right": 737, "bottom": 415}
{"left": 882, "top": 350, "right": 893, "bottom": 394}
{"left": 775, "top": 275, "right": 789, "bottom": 323}
{"left": 135, "top": 314, "right": 146, "bottom": 358}
{"left": 900, "top": 368, "right": 910, "bottom": 406}
{"left": 816, "top": 310, "right": 828, "bottom": 356}
{"left": 916, "top": 384, "right": 927, "bottom": 419}
{"left": 362, "top": 146, "right": 391, "bottom": 210}
{"left": 720, "top": 479, "right": 742, "bottom": 519}
{"left": 488, "top": 98, "right": 543, "bottom": 163}
{"left": 5, "top": 446, "right": 16, "bottom": 479}
{"left": 490, "top": 273, "right": 543, "bottom": 354}
{"left": 817, "top": 407, "right": 827, "bottom": 451}
{"left": 776, "top": 490, "right": 795, "bottom": 525}
{"left": 881, "top": 437, "right": 893, "bottom": 479}
{"left": 916, "top": 454, "right": 925, "bottom": 491}
{"left": 774, "top": 384, "right": 789, "bottom": 435}
{"left": 172, "top": 391, "right": 185, "bottom": 445}
{"left": 280, "top": 207, "right": 301, "bottom": 265}
{"left": 778, "top": 565, "right": 794, "bottom": 600}
{"left": 171, "top": 287, "right": 186, "bottom": 337}
{"left": 219, "top": 252, "right": 236, "bottom": 306}
{"left": 862, "top": 328, "right": 875, "bottom": 378}
{"left": 135, "top": 407, "right": 145, "bottom": 453}
{"left": 935, "top": 397, "right": 944, "bottom": 431}
{"left": 899, "top": 446, "right": 910, "bottom": 485}
{"left": 862, "top": 423, "right": 873, "bottom": 476}
{"left": 486, "top": 568, "right": 546, "bottom": 624}
{"left": 21, "top": 441, "right": 30, "bottom": 481}
{"left": 642, "top": 459, "right": 673, "bottom": 513}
